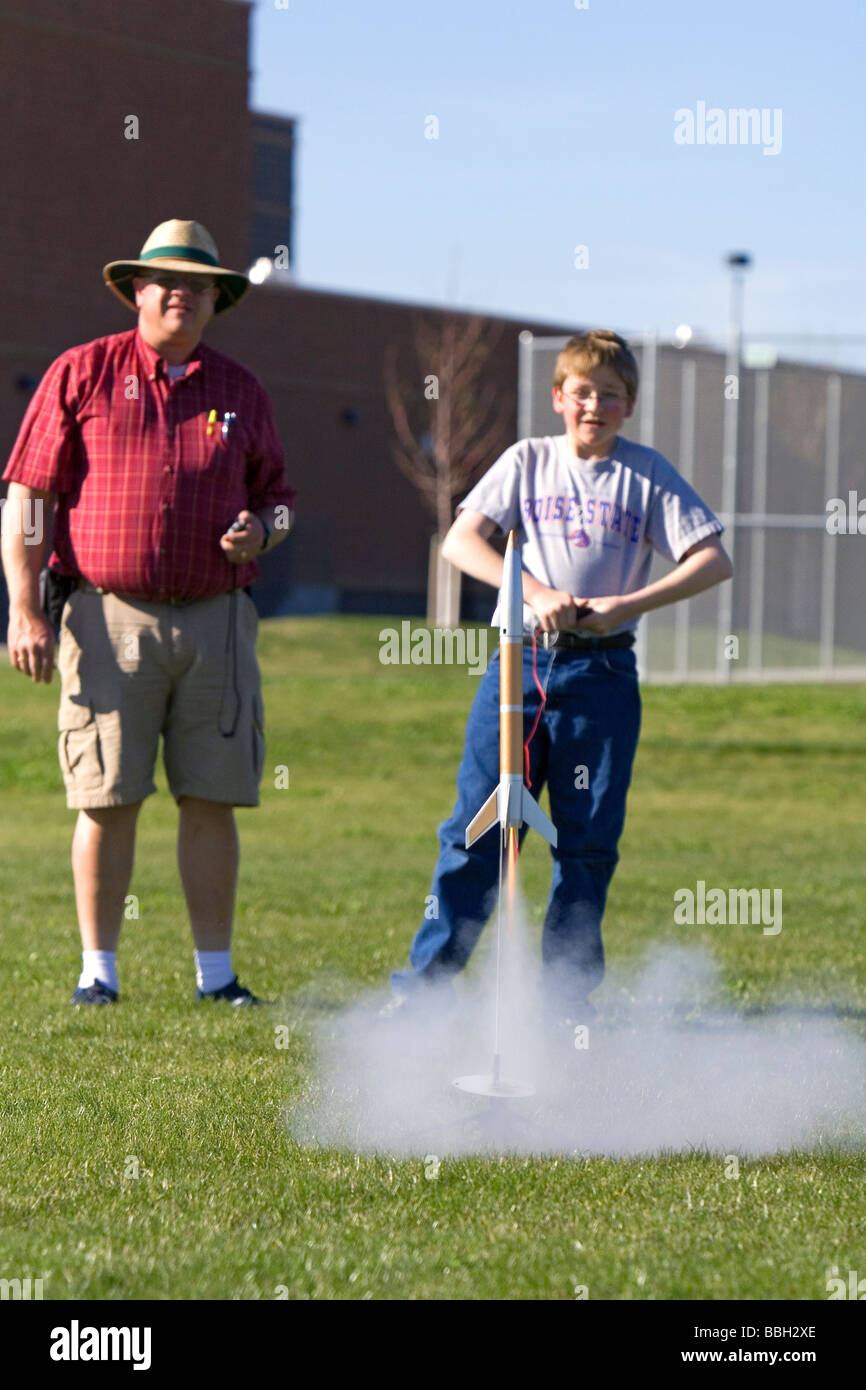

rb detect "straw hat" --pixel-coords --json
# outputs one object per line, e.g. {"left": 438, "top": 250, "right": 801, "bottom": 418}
{"left": 103, "top": 219, "right": 250, "bottom": 315}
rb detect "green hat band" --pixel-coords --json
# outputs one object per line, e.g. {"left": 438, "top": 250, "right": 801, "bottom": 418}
{"left": 140, "top": 245, "right": 218, "bottom": 266}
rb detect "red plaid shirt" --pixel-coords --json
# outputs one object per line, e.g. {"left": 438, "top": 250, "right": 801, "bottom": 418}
{"left": 3, "top": 329, "right": 296, "bottom": 600}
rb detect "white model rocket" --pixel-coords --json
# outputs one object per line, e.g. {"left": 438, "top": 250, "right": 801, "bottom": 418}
{"left": 464, "top": 531, "right": 557, "bottom": 851}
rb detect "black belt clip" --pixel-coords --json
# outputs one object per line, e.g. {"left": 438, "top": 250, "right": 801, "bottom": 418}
{"left": 40, "top": 569, "right": 78, "bottom": 635}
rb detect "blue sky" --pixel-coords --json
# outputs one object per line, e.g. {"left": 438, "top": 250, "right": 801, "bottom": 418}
{"left": 249, "top": 0, "right": 866, "bottom": 367}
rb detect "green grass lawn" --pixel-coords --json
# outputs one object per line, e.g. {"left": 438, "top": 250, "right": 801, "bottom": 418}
{"left": 1, "top": 616, "right": 864, "bottom": 1300}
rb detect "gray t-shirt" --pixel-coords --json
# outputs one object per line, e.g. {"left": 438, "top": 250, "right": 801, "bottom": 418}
{"left": 459, "top": 433, "right": 723, "bottom": 635}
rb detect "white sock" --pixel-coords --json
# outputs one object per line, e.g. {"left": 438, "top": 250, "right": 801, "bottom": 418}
{"left": 78, "top": 950, "right": 118, "bottom": 994}
{"left": 194, "top": 950, "right": 234, "bottom": 993}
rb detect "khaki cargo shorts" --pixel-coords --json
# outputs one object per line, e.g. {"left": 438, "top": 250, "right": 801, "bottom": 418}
{"left": 57, "top": 586, "right": 265, "bottom": 809}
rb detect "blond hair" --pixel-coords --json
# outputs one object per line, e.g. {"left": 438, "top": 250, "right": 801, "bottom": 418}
{"left": 553, "top": 329, "right": 639, "bottom": 404}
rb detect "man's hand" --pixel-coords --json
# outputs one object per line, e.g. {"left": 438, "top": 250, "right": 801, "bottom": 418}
{"left": 527, "top": 584, "right": 588, "bottom": 633}
{"left": 219, "top": 510, "right": 265, "bottom": 564}
{"left": 570, "top": 595, "right": 635, "bottom": 635}
{"left": 7, "top": 604, "right": 56, "bottom": 683}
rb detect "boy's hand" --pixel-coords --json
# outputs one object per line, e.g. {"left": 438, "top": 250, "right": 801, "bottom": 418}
{"left": 571, "top": 595, "right": 635, "bottom": 635}
{"left": 527, "top": 584, "right": 587, "bottom": 632}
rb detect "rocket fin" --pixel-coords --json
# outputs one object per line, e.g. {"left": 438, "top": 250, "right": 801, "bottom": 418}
{"left": 520, "top": 786, "right": 558, "bottom": 848}
{"left": 465, "top": 789, "right": 500, "bottom": 848}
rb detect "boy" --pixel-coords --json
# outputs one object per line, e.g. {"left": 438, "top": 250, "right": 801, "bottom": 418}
{"left": 387, "top": 329, "right": 732, "bottom": 1025}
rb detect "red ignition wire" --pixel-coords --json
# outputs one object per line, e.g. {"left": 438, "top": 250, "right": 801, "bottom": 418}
{"left": 523, "top": 630, "right": 547, "bottom": 788}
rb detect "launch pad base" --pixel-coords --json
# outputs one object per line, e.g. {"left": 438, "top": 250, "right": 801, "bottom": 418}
{"left": 447, "top": 1082, "right": 540, "bottom": 1150}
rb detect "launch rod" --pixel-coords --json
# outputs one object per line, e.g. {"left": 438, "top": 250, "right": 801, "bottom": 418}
{"left": 492, "top": 827, "right": 505, "bottom": 1086}
{"left": 492, "top": 825, "right": 521, "bottom": 1089}
{"left": 491, "top": 540, "right": 524, "bottom": 1083}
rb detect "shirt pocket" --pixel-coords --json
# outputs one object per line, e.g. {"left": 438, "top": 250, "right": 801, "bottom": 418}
{"left": 197, "top": 415, "right": 252, "bottom": 475}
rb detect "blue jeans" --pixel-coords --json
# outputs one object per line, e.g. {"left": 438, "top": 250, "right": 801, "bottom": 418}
{"left": 391, "top": 644, "right": 642, "bottom": 1011}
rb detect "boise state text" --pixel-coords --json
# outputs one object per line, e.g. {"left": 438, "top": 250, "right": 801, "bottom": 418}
{"left": 522, "top": 495, "right": 643, "bottom": 543}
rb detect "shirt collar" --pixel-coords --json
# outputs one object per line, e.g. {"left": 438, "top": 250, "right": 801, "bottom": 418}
{"left": 558, "top": 431, "right": 617, "bottom": 472}
{"left": 136, "top": 330, "right": 206, "bottom": 383}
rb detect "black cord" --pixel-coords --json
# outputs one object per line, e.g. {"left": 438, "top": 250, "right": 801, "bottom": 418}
{"left": 218, "top": 587, "right": 241, "bottom": 737}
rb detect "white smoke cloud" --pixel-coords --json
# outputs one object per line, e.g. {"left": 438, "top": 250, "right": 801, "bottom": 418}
{"left": 286, "top": 897, "right": 866, "bottom": 1159}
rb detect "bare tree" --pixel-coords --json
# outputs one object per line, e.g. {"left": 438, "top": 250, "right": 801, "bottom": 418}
{"left": 385, "top": 311, "right": 513, "bottom": 623}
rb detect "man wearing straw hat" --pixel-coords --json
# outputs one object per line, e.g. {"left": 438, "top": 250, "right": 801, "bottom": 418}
{"left": 1, "top": 219, "right": 296, "bottom": 1006}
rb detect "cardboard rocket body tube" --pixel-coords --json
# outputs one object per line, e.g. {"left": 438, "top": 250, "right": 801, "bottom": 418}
{"left": 465, "top": 531, "right": 558, "bottom": 850}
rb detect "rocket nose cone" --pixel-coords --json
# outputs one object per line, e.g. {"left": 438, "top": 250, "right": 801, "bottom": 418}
{"left": 499, "top": 529, "right": 524, "bottom": 641}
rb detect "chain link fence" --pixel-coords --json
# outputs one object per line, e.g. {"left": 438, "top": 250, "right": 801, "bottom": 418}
{"left": 518, "top": 332, "right": 866, "bottom": 683}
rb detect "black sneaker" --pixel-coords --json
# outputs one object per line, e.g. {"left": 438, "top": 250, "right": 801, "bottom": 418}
{"left": 70, "top": 979, "right": 118, "bottom": 1006}
{"left": 196, "top": 975, "right": 271, "bottom": 1007}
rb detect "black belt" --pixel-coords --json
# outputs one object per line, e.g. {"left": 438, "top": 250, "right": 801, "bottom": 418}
{"left": 523, "top": 631, "right": 635, "bottom": 651}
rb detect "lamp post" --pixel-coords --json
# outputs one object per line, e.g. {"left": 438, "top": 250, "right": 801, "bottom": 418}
{"left": 717, "top": 251, "right": 752, "bottom": 679}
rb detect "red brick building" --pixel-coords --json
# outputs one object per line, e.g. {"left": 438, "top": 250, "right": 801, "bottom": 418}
{"left": 1, "top": 0, "right": 571, "bottom": 623}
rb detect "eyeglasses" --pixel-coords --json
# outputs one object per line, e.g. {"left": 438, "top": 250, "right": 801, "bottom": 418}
{"left": 559, "top": 386, "right": 627, "bottom": 407}
{"left": 141, "top": 273, "right": 217, "bottom": 293}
